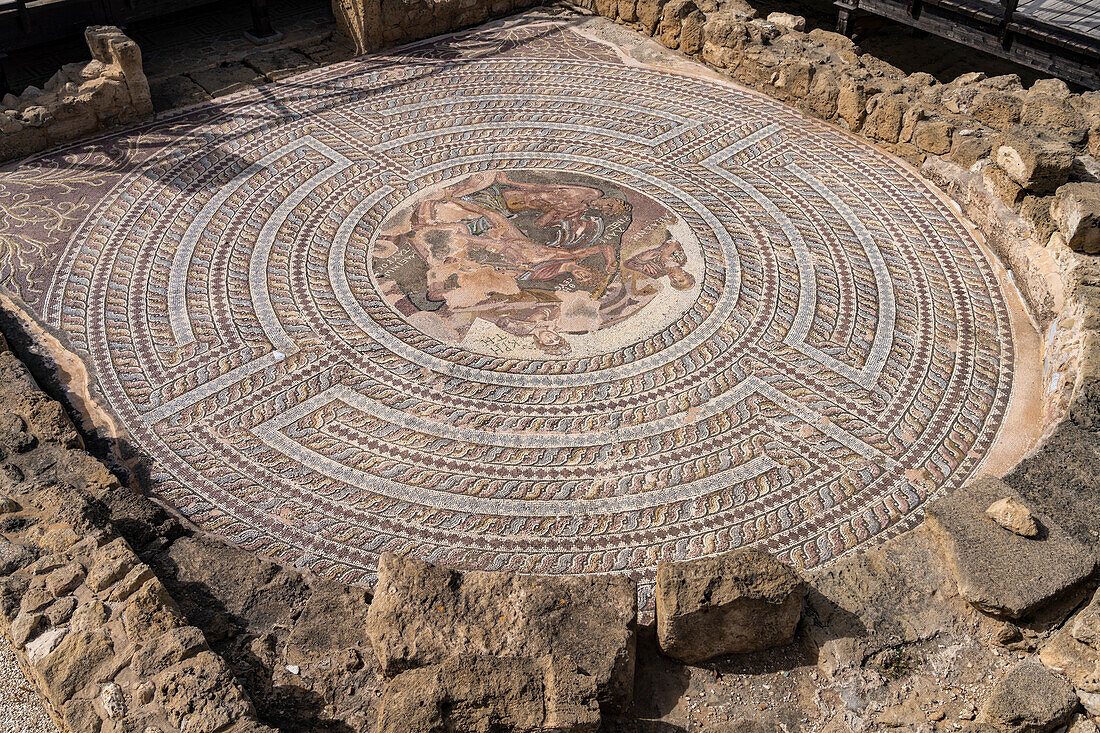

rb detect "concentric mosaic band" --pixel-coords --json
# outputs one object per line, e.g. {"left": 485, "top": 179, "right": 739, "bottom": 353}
{"left": 0, "top": 18, "right": 1016, "bottom": 604}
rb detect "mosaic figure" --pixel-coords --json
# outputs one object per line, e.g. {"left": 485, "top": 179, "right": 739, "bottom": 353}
{"left": 372, "top": 170, "right": 697, "bottom": 355}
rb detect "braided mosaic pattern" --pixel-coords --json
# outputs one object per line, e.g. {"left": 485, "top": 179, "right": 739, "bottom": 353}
{"left": 7, "top": 19, "right": 1014, "bottom": 604}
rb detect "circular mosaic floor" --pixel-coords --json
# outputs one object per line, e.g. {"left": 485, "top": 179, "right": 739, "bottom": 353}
{"left": 0, "top": 18, "right": 1020, "bottom": 602}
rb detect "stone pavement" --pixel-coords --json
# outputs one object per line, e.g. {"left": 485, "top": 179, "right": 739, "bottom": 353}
{"left": 0, "top": 13, "right": 1036, "bottom": 610}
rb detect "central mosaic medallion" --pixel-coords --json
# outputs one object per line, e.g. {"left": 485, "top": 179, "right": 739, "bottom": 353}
{"left": 368, "top": 170, "right": 703, "bottom": 358}
{"left": 0, "top": 18, "right": 1021, "bottom": 605}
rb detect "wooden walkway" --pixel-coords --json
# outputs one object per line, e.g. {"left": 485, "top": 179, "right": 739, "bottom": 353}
{"left": 1018, "top": 0, "right": 1100, "bottom": 37}
{"left": 836, "top": 0, "right": 1100, "bottom": 88}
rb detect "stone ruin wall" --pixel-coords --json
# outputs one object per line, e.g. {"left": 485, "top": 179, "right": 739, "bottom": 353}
{"left": 0, "top": 0, "right": 1098, "bottom": 731}
{"left": 0, "top": 27, "right": 153, "bottom": 163}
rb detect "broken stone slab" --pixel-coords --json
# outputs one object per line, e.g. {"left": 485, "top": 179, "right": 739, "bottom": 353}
{"left": 1039, "top": 625, "right": 1100, "bottom": 715}
{"left": 1072, "top": 589, "right": 1100, "bottom": 651}
{"left": 985, "top": 496, "right": 1040, "bottom": 537}
{"left": 366, "top": 552, "right": 636, "bottom": 713}
{"left": 374, "top": 654, "right": 600, "bottom": 733}
{"left": 972, "top": 662, "right": 1078, "bottom": 733}
{"left": 765, "top": 12, "right": 804, "bottom": 31}
{"left": 655, "top": 549, "right": 804, "bottom": 664}
{"left": 925, "top": 476, "right": 1096, "bottom": 618}
{"left": 1051, "top": 183, "right": 1100, "bottom": 253}
{"left": 993, "top": 127, "right": 1076, "bottom": 193}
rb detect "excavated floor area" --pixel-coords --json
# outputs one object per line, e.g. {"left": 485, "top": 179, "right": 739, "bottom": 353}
{"left": 0, "top": 14, "right": 1040, "bottom": 606}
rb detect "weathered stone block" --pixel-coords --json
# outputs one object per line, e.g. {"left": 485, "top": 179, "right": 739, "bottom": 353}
{"left": 121, "top": 581, "right": 185, "bottom": 643}
{"left": 970, "top": 90, "right": 1023, "bottom": 129}
{"left": 45, "top": 562, "right": 84, "bottom": 597}
{"left": 366, "top": 553, "right": 636, "bottom": 713}
{"left": 1022, "top": 93, "right": 1089, "bottom": 137}
{"left": 863, "top": 93, "right": 908, "bottom": 143}
{"left": 655, "top": 549, "right": 804, "bottom": 664}
{"left": 87, "top": 536, "right": 135, "bottom": 592}
{"left": 983, "top": 163, "right": 1025, "bottom": 207}
{"left": 375, "top": 654, "right": 600, "bottom": 733}
{"left": 949, "top": 131, "right": 992, "bottom": 168}
{"left": 35, "top": 628, "right": 113, "bottom": 700}
{"left": 637, "top": 0, "right": 670, "bottom": 35}
{"left": 155, "top": 651, "right": 255, "bottom": 733}
{"left": 975, "top": 662, "right": 1077, "bottom": 733}
{"left": 766, "top": 12, "right": 804, "bottom": 31}
{"left": 1051, "top": 183, "right": 1100, "bottom": 253}
{"left": 1072, "top": 589, "right": 1100, "bottom": 651}
{"left": 701, "top": 13, "right": 748, "bottom": 69}
{"left": 803, "top": 69, "right": 839, "bottom": 120}
{"left": 132, "top": 625, "right": 209, "bottom": 676}
{"left": 994, "top": 127, "right": 1075, "bottom": 192}
{"left": 925, "top": 476, "right": 1095, "bottom": 618}
{"left": 911, "top": 118, "right": 955, "bottom": 155}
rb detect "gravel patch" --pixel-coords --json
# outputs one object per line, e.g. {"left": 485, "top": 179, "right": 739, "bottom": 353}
{"left": 0, "top": 635, "right": 57, "bottom": 733}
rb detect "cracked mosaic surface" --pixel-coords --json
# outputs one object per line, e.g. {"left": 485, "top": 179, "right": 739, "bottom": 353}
{"left": 0, "top": 18, "right": 1016, "bottom": 603}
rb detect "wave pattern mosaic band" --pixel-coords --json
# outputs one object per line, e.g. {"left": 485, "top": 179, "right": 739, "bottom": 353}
{"left": 0, "top": 19, "right": 1015, "bottom": 604}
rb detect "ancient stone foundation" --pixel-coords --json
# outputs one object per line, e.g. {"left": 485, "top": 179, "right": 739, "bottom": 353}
{"left": 0, "top": 27, "right": 153, "bottom": 164}
{"left": 1, "top": 1, "right": 1100, "bottom": 731}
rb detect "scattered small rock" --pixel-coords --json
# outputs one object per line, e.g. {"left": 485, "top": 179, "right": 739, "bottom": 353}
{"left": 986, "top": 497, "right": 1040, "bottom": 537}
{"left": 976, "top": 662, "right": 1078, "bottom": 732}
{"left": 655, "top": 549, "right": 804, "bottom": 664}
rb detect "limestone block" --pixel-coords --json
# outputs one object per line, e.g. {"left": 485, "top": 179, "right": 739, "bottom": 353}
{"left": 636, "top": 0, "right": 670, "bottom": 35}
{"left": 1022, "top": 94, "right": 1089, "bottom": 137}
{"left": 925, "top": 476, "right": 1095, "bottom": 618}
{"left": 20, "top": 106, "right": 51, "bottom": 128}
{"left": 766, "top": 12, "right": 804, "bottom": 31}
{"left": 132, "top": 625, "right": 210, "bottom": 677}
{"left": 85, "top": 26, "right": 153, "bottom": 118}
{"left": 774, "top": 58, "right": 813, "bottom": 99}
{"left": 0, "top": 535, "right": 34, "bottom": 575}
{"left": 10, "top": 610, "right": 46, "bottom": 648}
{"left": 950, "top": 130, "right": 992, "bottom": 168}
{"left": 912, "top": 118, "right": 955, "bottom": 155}
{"left": 735, "top": 46, "right": 780, "bottom": 91}
{"left": 155, "top": 651, "right": 256, "bottom": 733}
{"left": 983, "top": 163, "right": 1025, "bottom": 207}
{"left": 701, "top": 13, "right": 748, "bottom": 69}
{"left": 618, "top": 0, "right": 637, "bottom": 21}
{"left": 0, "top": 113, "right": 22, "bottom": 134}
{"left": 375, "top": 654, "right": 600, "bottom": 733}
{"left": 87, "top": 537, "right": 136, "bottom": 592}
{"left": 1072, "top": 588, "right": 1100, "bottom": 650}
{"left": 970, "top": 90, "right": 1023, "bottom": 129}
{"left": 1031, "top": 78, "right": 1072, "bottom": 99}
{"left": 45, "top": 562, "right": 84, "bottom": 597}
{"left": 679, "top": 9, "right": 705, "bottom": 55}
{"left": 863, "top": 92, "right": 908, "bottom": 143}
{"left": 837, "top": 73, "right": 870, "bottom": 130}
{"left": 1051, "top": 183, "right": 1100, "bottom": 253}
{"left": 976, "top": 662, "right": 1077, "bottom": 732}
{"left": 806, "top": 27, "right": 856, "bottom": 51}
{"left": 366, "top": 552, "right": 636, "bottom": 713}
{"left": 659, "top": 0, "right": 697, "bottom": 50}
{"left": 994, "top": 128, "right": 1075, "bottom": 193}
{"left": 803, "top": 69, "right": 839, "bottom": 120}
{"left": 35, "top": 628, "right": 114, "bottom": 700}
{"left": 655, "top": 549, "right": 804, "bottom": 664}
